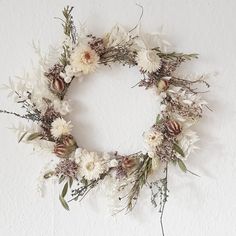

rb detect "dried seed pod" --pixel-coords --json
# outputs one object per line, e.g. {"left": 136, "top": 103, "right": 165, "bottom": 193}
{"left": 121, "top": 157, "right": 137, "bottom": 170}
{"left": 62, "top": 135, "right": 77, "bottom": 147}
{"left": 165, "top": 120, "right": 181, "bottom": 136}
{"left": 51, "top": 77, "right": 65, "bottom": 94}
{"left": 54, "top": 143, "right": 69, "bottom": 158}
{"left": 157, "top": 79, "right": 169, "bottom": 92}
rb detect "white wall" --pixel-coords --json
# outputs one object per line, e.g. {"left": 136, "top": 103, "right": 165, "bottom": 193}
{"left": 0, "top": 0, "right": 236, "bottom": 235}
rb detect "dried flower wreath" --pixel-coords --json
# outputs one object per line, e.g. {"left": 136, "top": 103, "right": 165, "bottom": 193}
{"left": 0, "top": 6, "right": 210, "bottom": 235}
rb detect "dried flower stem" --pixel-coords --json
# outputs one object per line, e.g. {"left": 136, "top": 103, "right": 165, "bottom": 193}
{"left": 0, "top": 109, "right": 35, "bottom": 121}
{"left": 160, "top": 163, "right": 168, "bottom": 236}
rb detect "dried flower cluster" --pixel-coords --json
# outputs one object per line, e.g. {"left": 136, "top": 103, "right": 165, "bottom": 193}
{"left": 0, "top": 6, "right": 210, "bottom": 236}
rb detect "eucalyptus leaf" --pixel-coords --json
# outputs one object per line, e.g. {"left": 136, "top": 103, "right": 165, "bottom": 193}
{"left": 43, "top": 171, "right": 54, "bottom": 179}
{"left": 61, "top": 182, "right": 68, "bottom": 198}
{"left": 59, "top": 175, "right": 66, "bottom": 184}
{"left": 69, "top": 177, "right": 73, "bottom": 188}
{"left": 177, "top": 159, "right": 187, "bottom": 173}
{"left": 59, "top": 195, "right": 69, "bottom": 211}
{"left": 173, "top": 143, "right": 185, "bottom": 157}
{"left": 27, "top": 132, "right": 42, "bottom": 141}
{"left": 18, "top": 132, "right": 28, "bottom": 143}
{"left": 156, "top": 114, "right": 162, "bottom": 124}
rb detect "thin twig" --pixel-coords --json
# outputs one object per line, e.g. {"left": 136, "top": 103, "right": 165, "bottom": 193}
{"left": 0, "top": 110, "right": 30, "bottom": 120}
{"left": 129, "top": 4, "right": 144, "bottom": 33}
{"left": 160, "top": 163, "right": 168, "bottom": 236}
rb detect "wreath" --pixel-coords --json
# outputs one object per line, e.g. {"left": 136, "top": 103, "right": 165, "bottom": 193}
{"left": 0, "top": 6, "right": 210, "bottom": 235}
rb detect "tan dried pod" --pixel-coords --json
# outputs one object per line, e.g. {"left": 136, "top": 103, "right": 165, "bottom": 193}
{"left": 121, "top": 157, "right": 137, "bottom": 170}
{"left": 62, "top": 135, "right": 77, "bottom": 147}
{"left": 157, "top": 79, "right": 169, "bottom": 92}
{"left": 54, "top": 143, "right": 69, "bottom": 158}
{"left": 165, "top": 120, "right": 181, "bottom": 136}
{"left": 51, "top": 77, "right": 65, "bottom": 94}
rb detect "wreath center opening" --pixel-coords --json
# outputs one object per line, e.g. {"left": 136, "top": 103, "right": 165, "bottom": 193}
{"left": 67, "top": 65, "right": 160, "bottom": 154}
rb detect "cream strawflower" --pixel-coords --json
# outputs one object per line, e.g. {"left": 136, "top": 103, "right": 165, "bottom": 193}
{"left": 144, "top": 128, "right": 164, "bottom": 148}
{"left": 70, "top": 45, "right": 99, "bottom": 74}
{"left": 136, "top": 49, "right": 161, "bottom": 73}
{"left": 50, "top": 118, "right": 73, "bottom": 139}
{"left": 78, "top": 150, "right": 107, "bottom": 180}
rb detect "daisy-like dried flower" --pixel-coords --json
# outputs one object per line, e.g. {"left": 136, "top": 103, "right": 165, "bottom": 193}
{"left": 70, "top": 45, "right": 99, "bottom": 74}
{"left": 77, "top": 150, "right": 107, "bottom": 180}
{"left": 136, "top": 49, "right": 161, "bottom": 73}
{"left": 144, "top": 128, "right": 164, "bottom": 148}
{"left": 50, "top": 118, "right": 73, "bottom": 139}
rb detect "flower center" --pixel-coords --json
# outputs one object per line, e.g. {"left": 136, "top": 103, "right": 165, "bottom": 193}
{"left": 146, "top": 50, "right": 157, "bottom": 62}
{"left": 86, "top": 162, "right": 95, "bottom": 171}
{"left": 84, "top": 52, "right": 91, "bottom": 62}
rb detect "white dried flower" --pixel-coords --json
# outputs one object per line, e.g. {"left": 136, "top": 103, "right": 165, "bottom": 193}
{"left": 70, "top": 45, "right": 99, "bottom": 74}
{"left": 144, "top": 128, "right": 164, "bottom": 148}
{"left": 105, "top": 25, "right": 130, "bottom": 47}
{"left": 136, "top": 49, "right": 161, "bottom": 73}
{"left": 60, "top": 65, "right": 81, "bottom": 83}
{"left": 73, "top": 147, "right": 83, "bottom": 164}
{"left": 176, "top": 129, "right": 199, "bottom": 160}
{"left": 50, "top": 118, "right": 73, "bottom": 139}
{"left": 53, "top": 100, "right": 72, "bottom": 116}
{"left": 78, "top": 150, "right": 107, "bottom": 180}
{"left": 102, "top": 152, "right": 119, "bottom": 168}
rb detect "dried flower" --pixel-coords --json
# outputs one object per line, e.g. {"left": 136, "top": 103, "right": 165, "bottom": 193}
{"left": 136, "top": 49, "right": 161, "bottom": 73}
{"left": 144, "top": 128, "right": 164, "bottom": 148}
{"left": 165, "top": 120, "right": 181, "bottom": 136}
{"left": 77, "top": 150, "right": 107, "bottom": 180}
{"left": 55, "top": 159, "right": 79, "bottom": 178}
{"left": 54, "top": 143, "right": 69, "bottom": 158}
{"left": 61, "top": 135, "right": 77, "bottom": 147}
{"left": 121, "top": 156, "right": 137, "bottom": 170}
{"left": 50, "top": 77, "right": 65, "bottom": 94}
{"left": 70, "top": 45, "right": 99, "bottom": 74}
{"left": 176, "top": 129, "right": 199, "bottom": 160}
{"left": 50, "top": 118, "right": 73, "bottom": 138}
{"left": 54, "top": 135, "right": 77, "bottom": 158}
{"left": 157, "top": 79, "right": 169, "bottom": 92}
{"left": 60, "top": 65, "right": 81, "bottom": 83}
{"left": 53, "top": 100, "right": 72, "bottom": 116}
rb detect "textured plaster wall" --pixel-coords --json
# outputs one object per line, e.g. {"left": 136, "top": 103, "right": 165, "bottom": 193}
{"left": 0, "top": 0, "right": 236, "bottom": 236}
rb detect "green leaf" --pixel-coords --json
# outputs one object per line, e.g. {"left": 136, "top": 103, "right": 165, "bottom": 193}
{"left": 27, "top": 132, "right": 42, "bottom": 141}
{"left": 59, "top": 195, "right": 69, "bottom": 211}
{"left": 156, "top": 114, "right": 162, "bottom": 124}
{"left": 177, "top": 159, "right": 187, "bottom": 173}
{"left": 43, "top": 171, "right": 54, "bottom": 179}
{"left": 59, "top": 175, "right": 65, "bottom": 184}
{"left": 173, "top": 143, "right": 185, "bottom": 157}
{"left": 69, "top": 177, "right": 73, "bottom": 188}
{"left": 18, "top": 132, "right": 28, "bottom": 143}
{"left": 61, "top": 182, "right": 68, "bottom": 198}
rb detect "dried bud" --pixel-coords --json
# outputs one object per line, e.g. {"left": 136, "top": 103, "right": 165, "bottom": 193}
{"left": 54, "top": 135, "right": 77, "bottom": 158}
{"left": 51, "top": 77, "right": 65, "bottom": 94}
{"left": 54, "top": 143, "right": 68, "bottom": 158}
{"left": 62, "top": 135, "right": 77, "bottom": 147}
{"left": 165, "top": 120, "right": 181, "bottom": 136}
{"left": 157, "top": 79, "right": 169, "bottom": 92}
{"left": 121, "top": 157, "right": 137, "bottom": 170}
